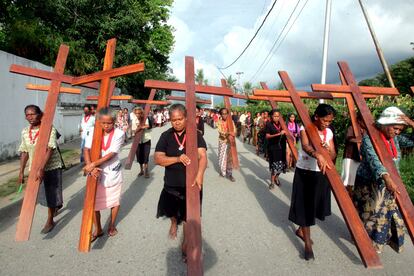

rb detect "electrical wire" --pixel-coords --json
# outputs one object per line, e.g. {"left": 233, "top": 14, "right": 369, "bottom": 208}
{"left": 217, "top": 0, "right": 280, "bottom": 70}
{"left": 248, "top": 0, "right": 309, "bottom": 83}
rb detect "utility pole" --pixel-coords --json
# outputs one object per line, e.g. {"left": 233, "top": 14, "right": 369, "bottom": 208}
{"left": 358, "top": 0, "right": 395, "bottom": 88}
{"left": 320, "top": 0, "right": 332, "bottom": 104}
{"left": 236, "top": 71, "right": 244, "bottom": 106}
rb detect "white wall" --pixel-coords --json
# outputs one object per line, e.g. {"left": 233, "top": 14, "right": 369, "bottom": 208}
{"left": 0, "top": 50, "right": 121, "bottom": 161}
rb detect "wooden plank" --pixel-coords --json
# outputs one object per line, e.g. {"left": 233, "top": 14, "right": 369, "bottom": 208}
{"left": 145, "top": 79, "right": 234, "bottom": 96}
{"left": 15, "top": 45, "right": 70, "bottom": 241}
{"left": 10, "top": 64, "right": 99, "bottom": 89}
{"left": 338, "top": 61, "right": 414, "bottom": 245}
{"left": 72, "top": 63, "right": 145, "bottom": 85}
{"left": 26, "top": 84, "right": 81, "bottom": 94}
{"left": 233, "top": 93, "right": 293, "bottom": 102}
{"left": 184, "top": 56, "right": 203, "bottom": 276}
{"left": 339, "top": 73, "right": 362, "bottom": 151}
{"left": 166, "top": 95, "right": 212, "bottom": 105}
{"left": 130, "top": 99, "right": 170, "bottom": 105}
{"left": 254, "top": 89, "right": 378, "bottom": 99}
{"left": 86, "top": 95, "right": 133, "bottom": 101}
{"left": 221, "top": 79, "right": 240, "bottom": 170}
{"left": 311, "top": 84, "right": 399, "bottom": 96}
{"left": 260, "top": 82, "right": 298, "bottom": 162}
{"left": 124, "top": 89, "right": 157, "bottom": 170}
{"left": 279, "top": 71, "right": 382, "bottom": 268}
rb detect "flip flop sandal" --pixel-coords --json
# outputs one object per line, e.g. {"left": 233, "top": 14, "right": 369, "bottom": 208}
{"left": 138, "top": 171, "right": 144, "bottom": 177}
{"left": 108, "top": 228, "right": 118, "bottom": 237}
{"left": 91, "top": 232, "right": 104, "bottom": 242}
{"left": 40, "top": 223, "right": 55, "bottom": 234}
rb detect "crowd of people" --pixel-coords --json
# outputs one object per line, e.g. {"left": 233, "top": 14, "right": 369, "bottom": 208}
{"left": 16, "top": 101, "right": 414, "bottom": 263}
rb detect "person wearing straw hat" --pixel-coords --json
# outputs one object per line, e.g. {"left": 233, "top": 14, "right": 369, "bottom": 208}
{"left": 353, "top": 106, "right": 414, "bottom": 253}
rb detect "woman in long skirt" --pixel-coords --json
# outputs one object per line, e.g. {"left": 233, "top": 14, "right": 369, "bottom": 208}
{"left": 288, "top": 104, "right": 337, "bottom": 260}
{"left": 265, "top": 109, "right": 287, "bottom": 189}
{"left": 83, "top": 108, "right": 125, "bottom": 240}
{"left": 217, "top": 108, "right": 236, "bottom": 182}
{"left": 18, "top": 105, "right": 64, "bottom": 234}
{"left": 154, "top": 104, "right": 208, "bottom": 262}
{"left": 353, "top": 107, "right": 414, "bottom": 253}
{"left": 133, "top": 107, "right": 152, "bottom": 178}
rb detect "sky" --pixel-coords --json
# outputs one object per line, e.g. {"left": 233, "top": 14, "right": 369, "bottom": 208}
{"left": 167, "top": 0, "right": 414, "bottom": 94}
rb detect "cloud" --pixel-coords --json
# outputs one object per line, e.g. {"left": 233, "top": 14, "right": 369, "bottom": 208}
{"left": 169, "top": 0, "right": 414, "bottom": 90}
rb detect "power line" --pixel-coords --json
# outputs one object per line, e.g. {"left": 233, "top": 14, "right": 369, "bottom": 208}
{"left": 217, "top": 0, "right": 280, "bottom": 70}
{"left": 249, "top": 0, "right": 309, "bottom": 83}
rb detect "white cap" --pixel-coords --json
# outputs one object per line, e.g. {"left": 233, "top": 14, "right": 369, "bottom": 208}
{"left": 377, "top": 106, "right": 407, "bottom": 125}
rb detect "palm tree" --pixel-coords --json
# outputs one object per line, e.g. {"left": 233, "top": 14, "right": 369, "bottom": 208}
{"left": 226, "top": 75, "right": 237, "bottom": 92}
{"left": 195, "top": 69, "right": 205, "bottom": 85}
{"left": 243, "top": 81, "right": 253, "bottom": 95}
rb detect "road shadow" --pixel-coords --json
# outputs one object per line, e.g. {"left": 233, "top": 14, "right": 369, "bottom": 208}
{"left": 0, "top": 164, "right": 84, "bottom": 235}
{"left": 165, "top": 238, "right": 218, "bottom": 276}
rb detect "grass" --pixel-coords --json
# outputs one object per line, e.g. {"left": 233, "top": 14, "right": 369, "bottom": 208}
{"left": 0, "top": 149, "right": 80, "bottom": 199}
{"left": 400, "top": 154, "right": 414, "bottom": 203}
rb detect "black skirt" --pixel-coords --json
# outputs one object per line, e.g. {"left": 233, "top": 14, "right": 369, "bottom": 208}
{"left": 39, "top": 168, "right": 63, "bottom": 209}
{"left": 136, "top": 140, "right": 151, "bottom": 164}
{"left": 156, "top": 186, "right": 202, "bottom": 225}
{"left": 288, "top": 168, "right": 331, "bottom": 227}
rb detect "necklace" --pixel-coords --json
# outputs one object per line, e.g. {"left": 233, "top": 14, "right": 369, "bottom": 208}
{"left": 101, "top": 129, "right": 115, "bottom": 151}
{"left": 174, "top": 132, "right": 186, "bottom": 151}
{"left": 84, "top": 115, "right": 91, "bottom": 123}
{"left": 273, "top": 122, "right": 281, "bottom": 132}
{"left": 380, "top": 133, "right": 397, "bottom": 160}
{"left": 29, "top": 126, "right": 40, "bottom": 144}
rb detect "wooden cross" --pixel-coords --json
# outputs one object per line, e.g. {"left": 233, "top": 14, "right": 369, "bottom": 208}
{"left": 259, "top": 82, "right": 299, "bottom": 162}
{"left": 277, "top": 70, "right": 382, "bottom": 268}
{"left": 166, "top": 95, "right": 212, "bottom": 105}
{"left": 86, "top": 95, "right": 133, "bottom": 101}
{"left": 26, "top": 84, "right": 81, "bottom": 94}
{"left": 312, "top": 61, "right": 414, "bottom": 246}
{"left": 221, "top": 79, "right": 240, "bottom": 170}
{"left": 124, "top": 89, "right": 157, "bottom": 170}
{"left": 9, "top": 45, "right": 79, "bottom": 241}
{"left": 72, "top": 38, "right": 145, "bottom": 252}
{"left": 130, "top": 99, "right": 171, "bottom": 105}
{"left": 143, "top": 57, "right": 235, "bottom": 275}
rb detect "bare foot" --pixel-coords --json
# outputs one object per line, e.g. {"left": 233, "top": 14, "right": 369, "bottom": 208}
{"left": 40, "top": 221, "right": 55, "bottom": 234}
{"left": 295, "top": 228, "right": 313, "bottom": 244}
{"left": 108, "top": 227, "right": 118, "bottom": 237}
{"left": 91, "top": 230, "right": 104, "bottom": 242}
{"left": 169, "top": 224, "right": 177, "bottom": 240}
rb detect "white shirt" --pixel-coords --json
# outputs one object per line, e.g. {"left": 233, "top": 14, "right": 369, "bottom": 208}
{"left": 239, "top": 114, "right": 247, "bottom": 126}
{"left": 80, "top": 114, "right": 95, "bottom": 139}
{"left": 296, "top": 125, "right": 334, "bottom": 172}
{"left": 85, "top": 128, "right": 124, "bottom": 187}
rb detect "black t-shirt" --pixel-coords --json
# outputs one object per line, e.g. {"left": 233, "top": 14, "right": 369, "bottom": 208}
{"left": 265, "top": 121, "right": 286, "bottom": 150}
{"left": 155, "top": 127, "right": 207, "bottom": 187}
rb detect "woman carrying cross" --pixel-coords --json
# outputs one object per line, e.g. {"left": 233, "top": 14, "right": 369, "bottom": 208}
{"left": 18, "top": 105, "right": 64, "bottom": 234}
{"left": 217, "top": 107, "right": 236, "bottom": 182}
{"left": 83, "top": 108, "right": 125, "bottom": 241}
{"left": 353, "top": 107, "right": 414, "bottom": 253}
{"left": 154, "top": 103, "right": 207, "bottom": 261}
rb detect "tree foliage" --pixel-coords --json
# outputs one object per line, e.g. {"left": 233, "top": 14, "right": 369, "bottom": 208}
{"left": 359, "top": 55, "right": 414, "bottom": 96}
{"left": 0, "top": 0, "right": 175, "bottom": 99}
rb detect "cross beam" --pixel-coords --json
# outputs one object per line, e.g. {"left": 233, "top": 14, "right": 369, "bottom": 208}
{"left": 337, "top": 61, "right": 414, "bottom": 245}
{"left": 77, "top": 38, "right": 145, "bottom": 252}
{"left": 130, "top": 99, "right": 170, "bottom": 105}
{"left": 86, "top": 95, "right": 133, "bottom": 101}
{"left": 145, "top": 79, "right": 234, "bottom": 96}
{"left": 26, "top": 84, "right": 81, "bottom": 94}
{"left": 124, "top": 89, "right": 158, "bottom": 170}
{"left": 279, "top": 70, "right": 382, "bottom": 268}
{"left": 232, "top": 94, "right": 293, "bottom": 102}
{"left": 11, "top": 45, "right": 74, "bottom": 241}
{"left": 254, "top": 89, "right": 381, "bottom": 99}
{"left": 260, "top": 82, "right": 298, "bottom": 162}
{"left": 311, "top": 84, "right": 399, "bottom": 95}
{"left": 221, "top": 79, "right": 240, "bottom": 170}
{"left": 166, "top": 95, "right": 212, "bottom": 105}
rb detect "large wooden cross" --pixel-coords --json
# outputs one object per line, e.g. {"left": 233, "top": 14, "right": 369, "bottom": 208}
{"left": 9, "top": 45, "right": 87, "bottom": 241}
{"left": 72, "top": 38, "right": 145, "bottom": 252}
{"left": 312, "top": 61, "right": 414, "bottom": 246}
{"left": 143, "top": 57, "right": 234, "bottom": 275}
{"left": 124, "top": 89, "right": 158, "bottom": 170}
{"left": 274, "top": 70, "right": 382, "bottom": 268}
{"left": 220, "top": 79, "right": 240, "bottom": 169}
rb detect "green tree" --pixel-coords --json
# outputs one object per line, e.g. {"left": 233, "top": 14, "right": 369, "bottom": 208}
{"left": 195, "top": 68, "right": 205, "bottom": 85}
{"left": 243, "top": 81, "right": 253, "bottom": 95}
{"left": 226, "top": 75, "right": 237, "bottom": 92}
{"left": 0, "top": 0, "right": 175, "bottom": 99}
